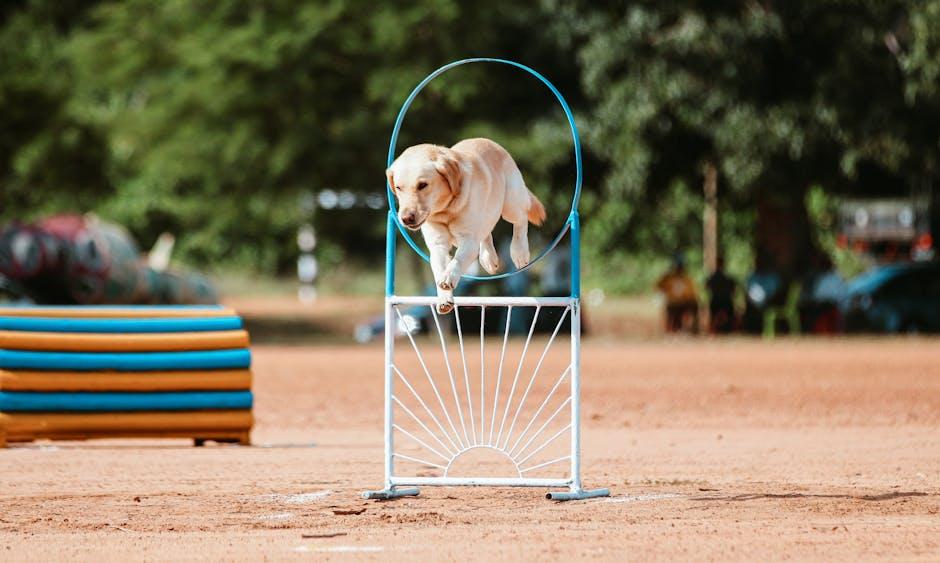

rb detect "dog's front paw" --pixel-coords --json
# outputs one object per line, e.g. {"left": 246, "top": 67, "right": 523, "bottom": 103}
{"left": 436, "top": 296, "right": 454, "bottom": 315}
{"left": 510, "top": 242, "right": 530, "bottom": 270}
{"left": 439, "top": 265, "right": 461, "bottom": 291}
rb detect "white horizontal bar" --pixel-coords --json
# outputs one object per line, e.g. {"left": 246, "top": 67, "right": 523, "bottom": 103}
{"left": 390, "top": 476, "right": 572, "bottom": 487}
{"left": 389, "top": 296, "right": 574, "bottom": 307}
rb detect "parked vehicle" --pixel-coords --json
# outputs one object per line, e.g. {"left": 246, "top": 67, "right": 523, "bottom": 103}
{"left": 841, "top": 261, "right": 940, "bottom": 333}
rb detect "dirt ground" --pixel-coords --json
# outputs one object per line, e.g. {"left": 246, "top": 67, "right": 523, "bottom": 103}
{"left": 1, "top": 337, "right": 939, "bottom": 561}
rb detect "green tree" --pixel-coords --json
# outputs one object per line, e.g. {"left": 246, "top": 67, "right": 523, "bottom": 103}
{"left": 0, "top": 0, "right": 110, "bottom": 216}
{"left": 63, "top": 0, "right": 578, "bottom": 271}
{"left": 4, "top": 0, "right": 938, "bottom": 290}
{"left": 548, "top": 0, "right": 940, "bottom": 282}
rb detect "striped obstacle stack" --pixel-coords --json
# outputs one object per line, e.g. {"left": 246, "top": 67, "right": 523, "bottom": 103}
{"left": 0, "top": 306, "right": 252, "bottom": 447}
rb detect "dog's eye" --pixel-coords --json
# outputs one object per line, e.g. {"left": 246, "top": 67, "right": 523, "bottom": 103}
{"left": 394, "top": 185, "right": 401, "bottom": 191}
{"left": 417, "top": 182, "right": 428, "bottom": 191}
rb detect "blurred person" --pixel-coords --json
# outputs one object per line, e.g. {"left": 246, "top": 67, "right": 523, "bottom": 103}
{"left": 538, "top": 242, "right": 580, "bottom": 334}
{"left": 706, "top": 256, "right": 737, "bottom": 334}
{"left": 499, "top": 237, "right": 531, "bottom": 297}
{"left": 800, "top": 253, "right": 846, "bottom": 334}
{"left": 540, "top": 242, "right": 570, "bottom": 296}
{"left": 743, "top": 250, "right": 782, "bottom": 334}
{"left": 499, "top": 237, "right": 536, "bottom": 334}
{"left": 656, "top": 254, "right": 699, "bottom": 333}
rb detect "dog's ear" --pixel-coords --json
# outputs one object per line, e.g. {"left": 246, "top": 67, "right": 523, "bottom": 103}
{"left": 385, "top": 167, "right": 395, "bottom": 193}
{"left": 434, "top": 150, "right": 462, "bottom": 197}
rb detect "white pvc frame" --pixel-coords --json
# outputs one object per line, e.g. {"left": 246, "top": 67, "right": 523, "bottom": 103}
{"left": 364, "top": 59, "right": 607, "bottom": 501}
{"left": 366, "top": 296, "right": 606, "bottom": 500}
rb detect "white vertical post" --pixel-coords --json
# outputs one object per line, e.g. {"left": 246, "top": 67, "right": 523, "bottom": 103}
{"left": 548, "top": 296, "right": 606, "bottom": 502}
{"left": 480, "top": 306, "right": 486, "bottom": 445}
{"left": 569, "top": 299, "right": 582, "bottom": 491}
{"left": 384, "top": 299, "right": 395, "bottom": 489}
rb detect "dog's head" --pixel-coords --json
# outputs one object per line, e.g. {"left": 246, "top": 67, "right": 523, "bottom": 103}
{"left": 387, "top": 144, "right": 462, "bottom": 230}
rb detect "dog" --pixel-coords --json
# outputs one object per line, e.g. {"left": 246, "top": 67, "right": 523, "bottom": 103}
{"left": 387, "top": 138, "right": 546, "bottom": 314}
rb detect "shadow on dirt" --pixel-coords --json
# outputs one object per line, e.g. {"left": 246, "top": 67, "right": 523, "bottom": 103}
{"left": 242, "top": 316, "right": 340, "bottom": 344}
{"left": 690, "top": 491, "right": 930, "bottom": 502}
{"left": 7, "top": 442, "right": 319, "bottom": 450}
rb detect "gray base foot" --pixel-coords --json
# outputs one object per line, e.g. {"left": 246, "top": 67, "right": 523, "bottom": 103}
{"left": 546, "top": 487, "right": 610, "bottom": 501}
{"left": 362, "top": 487, "right": 420, "bottom": 500}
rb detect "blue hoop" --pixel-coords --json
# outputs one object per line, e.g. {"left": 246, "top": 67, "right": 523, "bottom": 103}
{"left": 386, "top": 58, "right": 582, "bottom": 282}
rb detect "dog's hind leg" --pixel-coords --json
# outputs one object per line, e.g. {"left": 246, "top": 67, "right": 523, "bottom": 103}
{"left": 479, "top": 234, "right": 500, "bottom": 274}
{"left": 501, "top": 169, "right": 536, "bottom": 270}
{"left": 509, "top": 221, "right": 530, "bottom": 269}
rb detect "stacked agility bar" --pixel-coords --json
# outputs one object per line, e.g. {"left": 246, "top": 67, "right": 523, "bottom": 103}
{"left": 0, "top": 306, "right": 252, "bottom": 447}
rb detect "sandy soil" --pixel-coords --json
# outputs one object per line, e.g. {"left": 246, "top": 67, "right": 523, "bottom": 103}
{"left": 1, "top": 337, "right": 939, "bottom": 561}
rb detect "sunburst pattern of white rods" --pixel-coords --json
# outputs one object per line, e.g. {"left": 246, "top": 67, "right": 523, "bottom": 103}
{"left": 387, "top": 296, "right": 576, "bottom": 482}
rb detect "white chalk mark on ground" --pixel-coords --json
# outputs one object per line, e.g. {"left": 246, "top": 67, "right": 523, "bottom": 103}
{"left": 313, "top": 546, "right": 384, "bottom": 553}
{"left": 283, "top": 491, "right": 332, "bottom": 504}
{"left": 603, "top": 493, "right": 683, "bottom": 504}
{"left": 293, "top": 545, "right": 385, "bottom": 554}
{"left": 255, "top": 512, "right": 293, "bottom": 521}
{"left": 261, "top": 490, "right": 332, "bottom": 504}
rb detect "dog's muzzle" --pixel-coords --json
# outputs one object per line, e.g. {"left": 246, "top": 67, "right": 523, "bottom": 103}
{"left": 399, "top": 212, "right": 423, "bottom": 230}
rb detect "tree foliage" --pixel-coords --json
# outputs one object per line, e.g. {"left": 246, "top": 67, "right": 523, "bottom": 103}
{"left": 0, "top": 1, "right": 111, "bottom": 213}
{"left": 549, "top": 0, "right": 940, "bottom": 280}
{"left": 65, "top": 0, "right": 579, "bottom": 271}
{"left": 1, "top": 0, "right": 938, "bottom": 284}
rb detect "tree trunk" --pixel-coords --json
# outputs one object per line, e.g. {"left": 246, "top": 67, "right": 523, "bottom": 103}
{"left": 754, "top": 185, "right": 816, "bottom": 281}
{"left": 702, "top": 161, "right": 718, "bottom": 274}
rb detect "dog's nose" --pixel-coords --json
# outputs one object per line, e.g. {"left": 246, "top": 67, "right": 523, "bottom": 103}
{"left": 400, "top": 212, "right": 416, "bottom": 227}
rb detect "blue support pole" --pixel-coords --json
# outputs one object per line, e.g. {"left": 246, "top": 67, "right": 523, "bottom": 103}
{"left": 569, "top": 211, "right": 581, "bottom": 299}
{"left": 385, "top": 211, "right": 397, "bottom": 297}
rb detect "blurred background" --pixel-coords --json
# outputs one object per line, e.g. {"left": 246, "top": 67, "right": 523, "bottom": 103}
{"left": 1, "top": 0, "right": 939, "bottom": 339}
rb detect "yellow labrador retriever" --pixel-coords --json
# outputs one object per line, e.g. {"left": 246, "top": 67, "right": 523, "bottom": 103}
{"left": 387, "top": 138, "right": 546, "bottom": 314}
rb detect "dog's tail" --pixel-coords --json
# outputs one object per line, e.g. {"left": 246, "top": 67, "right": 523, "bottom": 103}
{"left": 527, "top": 190, "right": 546, "bottom": 226}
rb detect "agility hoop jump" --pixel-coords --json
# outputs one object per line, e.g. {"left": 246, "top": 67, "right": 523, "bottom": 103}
{"left": 364, "top": 59, "right": 609, "bottom": 501}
